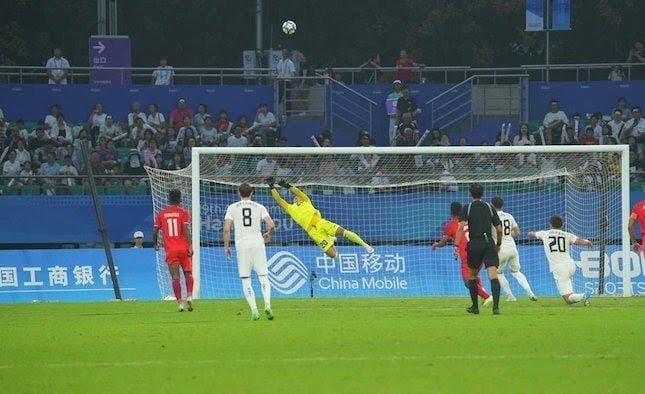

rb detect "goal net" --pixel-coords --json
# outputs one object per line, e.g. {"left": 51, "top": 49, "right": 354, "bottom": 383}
{"left": 146, "top": 146, "right": 634, "bottom": 300}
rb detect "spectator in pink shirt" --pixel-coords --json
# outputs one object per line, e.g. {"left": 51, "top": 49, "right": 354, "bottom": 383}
{"left": 142, "top": 140, "right": 162, "bottom": 166}
{"left": 170, "top": 98, "right": 193, "bottom": 131}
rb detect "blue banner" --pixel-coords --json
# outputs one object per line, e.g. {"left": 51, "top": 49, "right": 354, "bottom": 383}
{"left": 526, "top": 0, "right": 545, "bottom": 31}
{"left": 1, "top": 192, "right": 643, "bottom": 244}
{"left": 0, "top": 249, "right": 160, "bottom": 303}
{"left": 551, "top": 0, "right": 571, "bottom": 30}
{"left": 1, "top": 245, "right": 643, "bottom": 303}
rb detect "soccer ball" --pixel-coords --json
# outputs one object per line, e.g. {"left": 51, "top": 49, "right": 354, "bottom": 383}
{"left": 282, "top": 20, "right": 297, "bottom": 35}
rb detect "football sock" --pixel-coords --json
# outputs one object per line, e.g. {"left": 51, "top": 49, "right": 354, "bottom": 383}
{"left": 343, "top": 230, "right": 369, "bottom": 249}
{"left": 185, "top": 273, "right": 194, "bottom": 298}
{"left": 491, "top": 278, "right": 501, "bottom": 309}
{"left": 567, "top": 293, "right": 584, "bottom": 304}
{"left": 258, "top": 274, "right": 272, "bottom": 307}
{"left": 512, "top": 271, "right": 534, "bottom": 296}
{"left": 241, "top": 277, "right": 258, "bottom": 312}
{"left": 172, "top": 279, "right": 182, "bottom": 302}
{"left": 476, "top": 278, "right": 490, "bottom": 299}
{"left": 498, "top": 273, "right": 513, "bottom": 296}
{"left": 468, "top": 279, "right": 478, "bottom": 308}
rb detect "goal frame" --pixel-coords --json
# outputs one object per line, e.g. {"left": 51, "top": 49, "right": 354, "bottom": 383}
{"left": 190, "top": 145, "right": 632, "bottom": 298}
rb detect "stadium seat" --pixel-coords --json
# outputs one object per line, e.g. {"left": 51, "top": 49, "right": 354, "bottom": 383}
{"left": 104, "top": 185, "right": 125, "bottom": 195}
{"left": 69, "top": 185, "right": 85, "bottom": 195}
{"left": 126, "top": 185, "right": 149, "bottom": 195}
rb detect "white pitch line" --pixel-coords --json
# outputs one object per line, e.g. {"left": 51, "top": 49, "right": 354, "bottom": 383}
{"left": 0, "top": 354, "right": 623, "bottom": 370}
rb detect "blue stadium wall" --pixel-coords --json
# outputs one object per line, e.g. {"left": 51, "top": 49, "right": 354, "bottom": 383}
{"left": 1, "top": 81, "right": 643, "bottom": 146}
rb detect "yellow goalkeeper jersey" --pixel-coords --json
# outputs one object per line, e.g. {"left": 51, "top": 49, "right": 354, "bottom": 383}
{"left": 285, "top": 199, "right": 321, "bottom": 230}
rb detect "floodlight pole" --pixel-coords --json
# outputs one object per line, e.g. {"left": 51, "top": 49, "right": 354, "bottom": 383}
{"left": 81, "top": 141, "right": 122, "bottom": 300}
{"left": 545, "top": 0, "right": 551, "bottom": 81}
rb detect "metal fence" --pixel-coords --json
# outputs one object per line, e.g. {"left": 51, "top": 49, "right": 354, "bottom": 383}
{"left": 0, "top": 62, "right": 642, "bottom": 85}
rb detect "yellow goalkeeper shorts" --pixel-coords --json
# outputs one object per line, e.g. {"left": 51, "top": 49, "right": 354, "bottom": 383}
{"left": 307, "top": 219, "right": 340, "bottom": 252}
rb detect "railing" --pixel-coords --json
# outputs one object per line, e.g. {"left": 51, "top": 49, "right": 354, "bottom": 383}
{"left": 326, "top": 77, "right": 378, "bottom": 136}
{"left": 424, "top": 74, "right": 529, "bottom": 132}
{"left": 0, "top": 66, "right": 276, "bottom": 85}
{"left": 0, "top": 62, "right": 642, "bottom": 86}
{"left": 0, "top": 174, "right": 151, "bottom": 195}
{"left": 315, "top": 62, "right": 645, "bottom": 83}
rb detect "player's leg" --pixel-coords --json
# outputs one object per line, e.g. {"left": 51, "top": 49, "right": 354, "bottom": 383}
{"left": 253, "top": 247, "right": 274, "bottom": 320}
{"left": 167, "top": 262, "right": 184, "bottom": 311}
{"left": 508, "top": 252, "right": 537, "bottom": 300}
{"left": 466, "top": 244, "right": 482, "bottom": 314}
{"left": 335, "top": 224, "right": 374, "bottom": 254}
{"left": 309, "top": 227, "right": 338, "bottom": 258}
{"left": 237, "top": 249, "right": 260, "bottom": 320}
{"left": 484, "top": 246, "right": 501, "bottom": 314}
{"left": 554, "top": 265, "right": 588, "bottom": 305}
{"left": 497, "top": 254, "right": 515, "bottom": 301}
{"left": 181, "top": 251, "right": 195, "bottom": 311}
{"left": 460, "top": 254, "right": 490, "bottom": 301}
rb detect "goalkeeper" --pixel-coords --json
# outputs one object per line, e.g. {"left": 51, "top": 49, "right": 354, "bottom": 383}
{"left": 267, "top": 177, "right": 374, "bottom": 258}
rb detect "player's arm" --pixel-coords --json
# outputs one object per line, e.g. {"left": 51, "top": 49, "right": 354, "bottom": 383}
{"left": 573, "top": 237, "right": 593, "bottom": 248}
{"left": 263, "top": 215, "right": 276, "bottom": 244}
{"left": 527, "top": 231, "right": 537, "bottom": 239}
{"left": 152, "top": 226, "right": 160, "bottom": 250}
{"left": 629, "top": 213, "right": 641, "bottom": 251}
{"left": 183, "top": 223, "right": 193, "bottom": 256}
{"left": 223, "top": 218, "right": 233, "bottom": 259}
{"left": 432, "top": 235, "right": 452, "bottom": 250}
{"left": 280, "top": 180, "right": 311, "bottom": 204}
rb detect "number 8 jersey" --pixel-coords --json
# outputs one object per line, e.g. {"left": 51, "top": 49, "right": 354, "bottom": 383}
{"left": 534, "top": 229, "right": 578, "bottom": 272}
{"left": 224, "top": 200, "right": 272, "bottom": 249}
{"left": 494, "top": 210, "right": 518, "bottom": 251}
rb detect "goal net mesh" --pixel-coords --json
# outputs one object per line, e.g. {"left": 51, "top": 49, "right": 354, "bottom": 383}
{"left": 146, "top": 148, "right": 629, "bottom": 300}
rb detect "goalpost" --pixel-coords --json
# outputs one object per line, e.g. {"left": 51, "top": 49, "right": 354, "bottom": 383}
{"left": 146, "top": 145, "right": 634, "bottom": 300}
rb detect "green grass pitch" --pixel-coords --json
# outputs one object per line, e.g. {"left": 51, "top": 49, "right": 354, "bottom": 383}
{"left": 1, "top": 297, "right": 643, "bottom": 394}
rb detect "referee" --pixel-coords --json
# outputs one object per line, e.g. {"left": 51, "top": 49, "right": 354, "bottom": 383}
{"left": 454, "top": 183, "right": 503, "bottom": 315}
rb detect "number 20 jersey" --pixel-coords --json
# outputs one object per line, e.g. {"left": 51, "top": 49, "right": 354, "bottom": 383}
{"left": 534, "top": 229, "right": 578, "bottom": 272}
{"left": 224, "top": 200, "right": 271, "bottom": 249}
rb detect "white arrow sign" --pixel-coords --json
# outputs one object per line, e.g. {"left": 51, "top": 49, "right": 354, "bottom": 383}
{"left": 92, "top": 41, "right": 106, "bottom": 54}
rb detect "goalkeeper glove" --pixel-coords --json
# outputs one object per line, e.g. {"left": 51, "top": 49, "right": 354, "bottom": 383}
{"left": 265, "top": 177, "right": 275, "bottom": 189}
{"left": 278, "top": 179, "right": 292, "bottom": 188}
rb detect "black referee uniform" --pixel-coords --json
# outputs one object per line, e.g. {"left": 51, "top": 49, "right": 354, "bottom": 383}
{"left": 460, "top": 200, "right": 502, "bottom": 269}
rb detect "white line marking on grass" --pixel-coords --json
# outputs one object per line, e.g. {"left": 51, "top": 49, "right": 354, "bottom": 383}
{"left": 0, "top": 354, "right": 623, "bottom": 370}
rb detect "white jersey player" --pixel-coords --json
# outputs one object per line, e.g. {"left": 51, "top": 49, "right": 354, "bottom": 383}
{"left": 528, "top": 215, "right": 593, "bottom": 305}
{"left": 223, "top": 183, "right": 276, "bottom": 320}
{"left": 491, "top": 197, "right": 537, "bottom": 301}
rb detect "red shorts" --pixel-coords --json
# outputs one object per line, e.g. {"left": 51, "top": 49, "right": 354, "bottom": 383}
{"left": 165, "top": 249, "right": 193, "bottom": 271}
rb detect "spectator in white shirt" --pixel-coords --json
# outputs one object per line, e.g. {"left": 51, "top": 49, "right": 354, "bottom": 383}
{"left": 587, "top": 114, "right": 603, "bottom": 139}
{"left": 623, "top": 106, "right": 645, "bottom": 140}
{"left": 18, "top": 161, "right": 34, "bottom": 186}
{"left": 131, "top": 118, "right": 155, "bottom": 147}
{"left": 607, "top": 109, "right": 626, "bottom": 140}
{"left": 51, "top": 116, "right": 73, "bottom": 145}
{"left": 88, "top": 103, "right": 107, "bottom": 128}
{"left": 99, "top": 116, "right": 119, "bottom": 140}
{"left": 256, "top": 157, "right": 278, "bottom": 177}
{"left": 276, "top": 48, "right": 296, "bottom": 114}
{"left": 45, "top": 48, "right": 70, "bottom": 84}
{"left": 2, "top": 150, "right": 21, "bottom": 177}
{"left": 44, "top": 104, "right": 62, "bottom": 130}
{"left": 14, "top": 139, "right": 31, "bottom": 165}
{"left": 39, "top": 152, "right": 61, "bottom": 185}
{"left": 58, "top": 155, "right": 78, "bottom": 186}
{"left": 12, "top": 119, "right": 28, "bottom": 140}
{"left": 177, "top": 116, "right": 198, "bottom": 143}
{"left": 200, "top": 116, "right": 218, "bottom": 145}
{"left": 254, "top": 103, "right": 278, "bottom": 146}
{"left": 127, "top": 102, "right": 147, "bottom": 127}
{"left": 151, "top": 57, "right": 174, "bottom": 85}
{"left": 513, "top": 123, "right": 535, "bottom": 146}
{"left": 193, "top": 104, "right": 210, "bottom": 129}
{"left": 147, "top": 104, "right": 166, "bottom": 133}
{"left": 227, "top": 126, "right": 248, "bottom": 147}
{"left": 541, "top": 100, "right": 568, "bottom": 145}
{"left": 615, "top": 97, "right": 631, "bottom": 121}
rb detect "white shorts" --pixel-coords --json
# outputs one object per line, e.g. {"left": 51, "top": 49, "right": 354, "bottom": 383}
{"left": 497, "top": 248, "right": 520, "bottom": 273}
{"left": 552, "top": 263, "right": 576, "bottom": 296}
{"left": 236, "top": 247, "right": 268, "bottom": 278}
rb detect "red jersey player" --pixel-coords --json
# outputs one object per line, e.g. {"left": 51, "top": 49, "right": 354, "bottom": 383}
{"left": 432, "top": 201, "right": 492, "bottom": 307}
{"left": 153, "top": 189, "right": 194, "bottom": 312}
{"left": 629, "top": 200, "right": 645, "bottom": 252}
